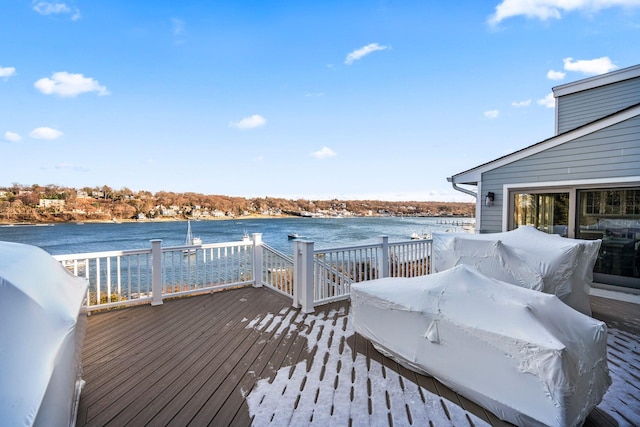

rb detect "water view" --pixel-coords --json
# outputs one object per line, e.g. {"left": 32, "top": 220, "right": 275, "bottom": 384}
{"left": 0, "top": 216, "right": 473, "bottom": 255}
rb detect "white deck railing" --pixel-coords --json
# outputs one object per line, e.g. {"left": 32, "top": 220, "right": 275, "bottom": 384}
{"left": 292, "top": 236, "right": 432, "bottom": 312}
{"left": 55, "top": 234, "right": 431, "bottom": 312}
{"left": 261, "top": 245, "right": 294, "bottom": 297}
{"left": 55, "top": 236, "right": 259, "bottom": 311}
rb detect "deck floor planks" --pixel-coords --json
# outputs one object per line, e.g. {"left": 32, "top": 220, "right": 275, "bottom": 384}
{"left": 158, "top": 289, "right": 291, "bottom": 426}
{"left": 194, "top": 306, "right": 303, "bottom": 426}
{"left": 81, "top": 292, "right": 248, "bottom": 424}
{"left": 80, "top": 294, "right": 208, "bottom": 392}
{"left": 76, "top": 287, "right": 639, "bottom": 427}
{"left": 591, "top": 295, "right": 640, "bottom": 335}
{"left": 105, "top": 291, "right": 258, "bottom": 426}
{"left": 216, "top": 308, "right": 314, "bottom": 426}
{"left": 82, "top": 293, "right": 200, "bottom": 363}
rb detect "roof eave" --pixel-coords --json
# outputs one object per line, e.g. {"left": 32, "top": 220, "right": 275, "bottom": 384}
{"left": 553, "top": 64, "right": 640, "bottom": 97}
{"left": 449, "top": 104, "right": 640, "bottom": 185}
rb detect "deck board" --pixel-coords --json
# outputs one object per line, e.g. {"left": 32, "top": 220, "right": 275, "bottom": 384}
{"left": 76, "top": 287, "right": 640, "bottom": 427}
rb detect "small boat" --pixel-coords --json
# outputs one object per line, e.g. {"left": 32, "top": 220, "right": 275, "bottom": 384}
{"left": 241, "top": 231, "right": 251, "bottom": 242}
{"left": 288, "top": 233, "right": 300, "bottom": 240}
{"left": 184, "top": 220, "right": 202, "bottom": 254}
{"left": 411, "top": 231, "right": 431, "bottom": 240}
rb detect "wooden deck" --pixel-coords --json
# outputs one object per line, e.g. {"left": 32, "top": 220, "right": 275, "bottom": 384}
{"left": 76, "top": 287, "right": 640, "bottom": 426}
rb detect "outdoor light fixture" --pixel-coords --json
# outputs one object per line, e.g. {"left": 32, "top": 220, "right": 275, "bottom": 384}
{"left": 485, "top": 192, "right": 495, "bottom": 207}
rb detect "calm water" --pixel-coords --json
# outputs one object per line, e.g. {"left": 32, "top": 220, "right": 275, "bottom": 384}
{"left": 0, "top": 217, "right": 473, "bottom": 256}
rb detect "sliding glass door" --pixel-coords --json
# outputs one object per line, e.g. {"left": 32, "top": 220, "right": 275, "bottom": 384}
{"left": 577, "top": 188, "right": 640, "bottom": 287}
{"left": 509, "top": 185, "right": 640, "bottom": 289}
{"left": 512, "top": 191, "right": 570, "bottom": 237}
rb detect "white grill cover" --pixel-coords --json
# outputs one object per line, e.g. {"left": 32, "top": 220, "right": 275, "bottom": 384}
{"left": 351, "top": 265, "right": 611, "bottom": 427}
{"left": 0, "top": 241, "right": 88, "bottom": 427}
{"left": 432, "top": 226, "right": 601, "bottom": 316}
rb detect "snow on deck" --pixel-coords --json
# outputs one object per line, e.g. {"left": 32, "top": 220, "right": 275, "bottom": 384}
{"left": 245, "top": 305, "right": 640, "bottom": 426}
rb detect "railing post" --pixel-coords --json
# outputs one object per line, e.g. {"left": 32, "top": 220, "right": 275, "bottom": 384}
{"left": 151, "top": 239, "right": 163, "bottom": 306}
{"left": 293, "top": 240, "right": 315, "bottom": 313}
{"left": 292, "top": 240, "right": 300, "bottom": 309}
{"left": 379, "top": 236, "right": 389, "bottom": 278}
{"left": 252, "top": 233, "right": 263, "bottom": 288}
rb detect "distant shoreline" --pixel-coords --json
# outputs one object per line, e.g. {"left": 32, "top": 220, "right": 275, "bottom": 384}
{"left": 0, "top": 212, "right": 474, "bottom": 226}
{"left": 0, "top": 214, "right": 292, "bottom": 226}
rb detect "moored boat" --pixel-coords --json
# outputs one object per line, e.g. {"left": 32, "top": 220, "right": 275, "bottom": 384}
{"left": 183, "top": 220, "right": 202, "bottom": 254}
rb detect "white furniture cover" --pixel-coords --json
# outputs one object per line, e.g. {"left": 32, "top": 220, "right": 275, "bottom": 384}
{"left": 351, "top": 265, "right": 611, "bottom": 427}
{"left": 432, "top": 226, "right": 601, "bottom": 316}
{"left": 0, "top": 241, "right": 88, "bottom": 427}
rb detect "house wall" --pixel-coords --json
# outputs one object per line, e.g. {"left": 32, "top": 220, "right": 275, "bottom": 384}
{"left": 557, "top": 76, "right": 640, "bottom": 134}
{"left": 479, "top": 114, "right": 640, "bottom": 233}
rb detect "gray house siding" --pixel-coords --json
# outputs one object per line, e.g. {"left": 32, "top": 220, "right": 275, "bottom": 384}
{"left": 557, "top": 77, "right": 640, "bottom": 134}
{"left": 480, "top": 114, "right": 640, "bottom": 233}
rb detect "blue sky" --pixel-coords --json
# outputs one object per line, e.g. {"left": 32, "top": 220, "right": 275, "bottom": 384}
{"left": 1, "top": 1, "right": 639, "bottom": 202}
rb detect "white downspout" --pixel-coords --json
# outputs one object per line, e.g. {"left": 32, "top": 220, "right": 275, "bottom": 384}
{"left": 450, "top": 181, "right": 477, "bottom": 199}
{"left": 448, "top": 176, "right": 477, "bottom": 199}
{"left": 448, "top": 178, "right": 480, "bottom": 233}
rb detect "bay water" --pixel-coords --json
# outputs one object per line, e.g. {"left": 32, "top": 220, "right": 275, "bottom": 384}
{"left": 0, "top": 216, "right": 472, "bottom": 256}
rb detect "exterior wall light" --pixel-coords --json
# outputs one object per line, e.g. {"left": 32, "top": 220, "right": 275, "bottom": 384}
{"left": 485, "top": 192, "right": 495, "bottom": 207}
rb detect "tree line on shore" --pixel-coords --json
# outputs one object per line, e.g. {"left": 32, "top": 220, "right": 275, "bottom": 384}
{"left": 0, "top": 183, "right": 475, "bottom": 223}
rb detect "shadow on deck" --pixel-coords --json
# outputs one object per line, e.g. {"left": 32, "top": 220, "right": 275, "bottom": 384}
{"left": 76, "top": 287, "right": 640, "bottom": 426}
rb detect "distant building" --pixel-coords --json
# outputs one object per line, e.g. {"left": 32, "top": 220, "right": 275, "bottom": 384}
{"left": 449, "top": 64, "right": 640, "bottom": 291}
{"left": 160, "top": 206, "right": 177, "bottom": 216}
{"left": 39, "top": 199, "right": 66, "bottom": 209}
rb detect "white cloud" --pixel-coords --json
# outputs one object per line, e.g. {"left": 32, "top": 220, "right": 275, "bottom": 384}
{"left": 29, "top": 127, "right": 63, "bottom": 140}
{"left": 33, "top": 1, "right": 80, "bottom": 19}
{"left": 547, "top": 69, "right": 566, "bottom": 80}
{"left": 311, "top": 146, "right": 337, "bottom": 159}
{"left": 4, "top": 131, "right": 22, "bottom": 142}
{"left": 563, "top": 56, "right": 618, "bottom": 75}
{"left": 0, "top": 66, "right": 16, "bottom": 79}
{"left": 484, "top": 110, "right": 500, "bottom": 119}
{"left": 345, "top": 43, "right": 389, "bottom": 65}
{"left": 33, "top": 2, "right": 70, "bottom": 15}
{"left": 55, "top": 163, "right": 89, "bottom": 171}
{"left": 512, "top": 99, "right": 531, "bottom": 107}
{"left": 305, "top": 92, "right": 324, "bottom": 97}
{"left": 34, "top": 71, "right": 109, "bottom": 97}
{"left": 229, "top": 114, "right": 267, "bottom": 130}
{"left": 171, "top": 18, "right": 185, "bottom": 35}
{"left": 537, "top": 92, "right": 556, "bottom": 108}
{"left": 488, "top": 0, "right": 640, "bottom": 26}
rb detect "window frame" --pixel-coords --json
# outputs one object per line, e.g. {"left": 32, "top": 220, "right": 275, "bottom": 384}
{"left": 502, "top": 177, "right": 640, "bottom": 237}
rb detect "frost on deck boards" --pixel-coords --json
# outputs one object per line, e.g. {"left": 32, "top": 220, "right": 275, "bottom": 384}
{"left": 76, "top": 287, "right": 640, "bottom": 427}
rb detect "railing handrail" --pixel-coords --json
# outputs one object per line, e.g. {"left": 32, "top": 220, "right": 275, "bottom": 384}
{"left": 162, "top": 240, "right": 254, "bottom": 252}
{"left": 53, "top": 248, "right": 151, "bottom": 261}
{"left": 313, "top": 242, "right": 383, "bottom": 254}
{"left": 55, "top": 235, "right": 432, "bottom": 313}
{"left": 262, "top": 243, "right": 293, "bottom": 263}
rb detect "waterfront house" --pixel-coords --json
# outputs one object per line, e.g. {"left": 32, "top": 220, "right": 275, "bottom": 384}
{"left": 38, "top": 198, "right": 66, "bottom": 209}
{"left": 448, "top": 64, "right": 640, "bottom": 292}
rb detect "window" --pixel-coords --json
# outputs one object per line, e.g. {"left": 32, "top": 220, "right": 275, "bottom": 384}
{"left": 626, "top": 189, "right": 640, "bottom": 215}
{"left": 512, "top": 192, "right": 569, "bottom": 237}
{"left": 508, "top": 184, "right": 640, "bottom": 290}
{"left": 577, "top": 187, "right": 640, "bottom": 283}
